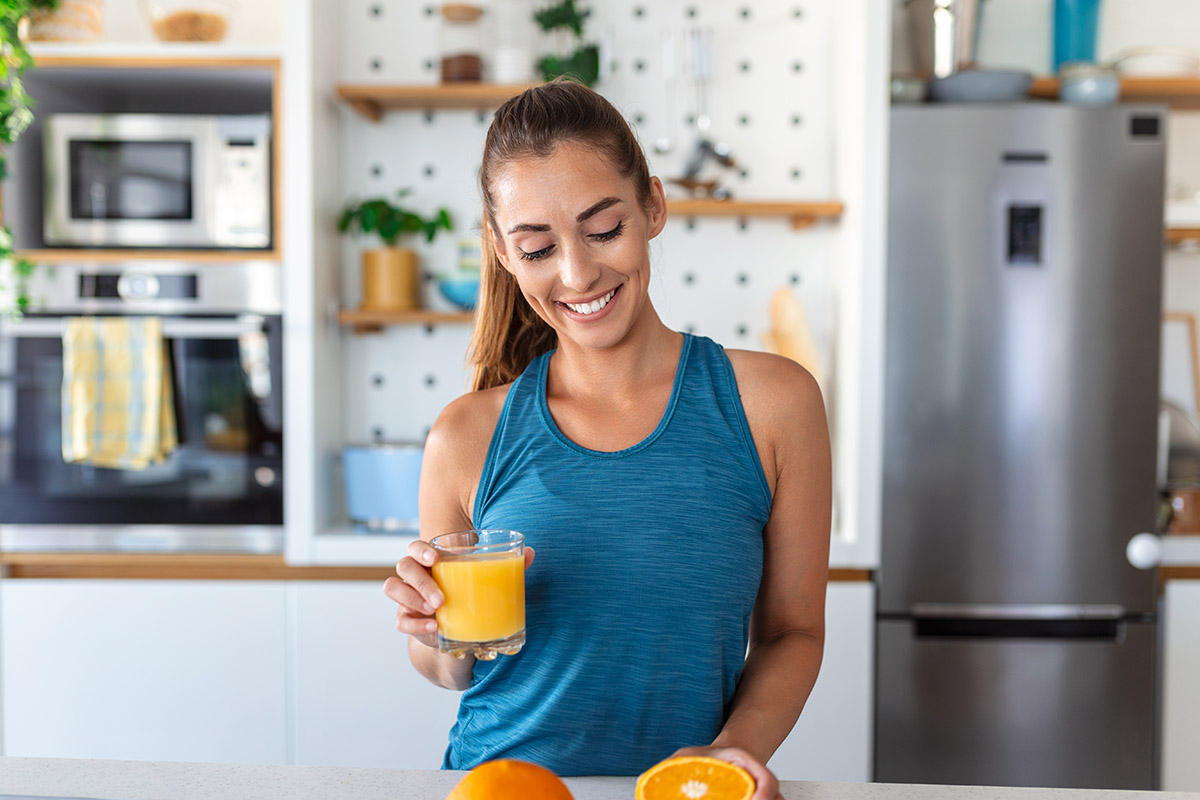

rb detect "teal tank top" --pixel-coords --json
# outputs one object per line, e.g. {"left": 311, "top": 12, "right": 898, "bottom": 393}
{"left": 442, "top": 333, "right": 772, "bottom": 776}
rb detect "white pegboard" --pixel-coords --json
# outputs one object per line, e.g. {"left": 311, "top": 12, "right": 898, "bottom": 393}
{"left": 337, "top": 0, "right": 839, "bottom": 445}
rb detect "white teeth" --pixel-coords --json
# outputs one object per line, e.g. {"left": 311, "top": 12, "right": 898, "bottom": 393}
{"left": 565, "top": 289, "right": 615, "bottom": 315}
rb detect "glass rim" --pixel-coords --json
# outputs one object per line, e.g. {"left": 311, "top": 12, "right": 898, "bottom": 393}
{"left": 429, "top": 528, "right": 524, "bottom": 555}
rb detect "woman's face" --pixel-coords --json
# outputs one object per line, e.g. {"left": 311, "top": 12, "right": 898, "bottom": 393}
{"left": 487, "top": 140, "right": 667, "bottom": 351}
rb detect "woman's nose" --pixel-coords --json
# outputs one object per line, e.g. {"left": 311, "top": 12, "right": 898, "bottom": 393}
{"left": 557, "top": 243, "right": 602, "bottom": 292}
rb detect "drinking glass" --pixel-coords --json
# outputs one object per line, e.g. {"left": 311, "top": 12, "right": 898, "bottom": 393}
{"left": 430, "top": 529, "right": 525, "bottom": 660}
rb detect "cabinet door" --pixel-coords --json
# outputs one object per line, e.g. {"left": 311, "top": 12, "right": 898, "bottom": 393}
{"left": 289, "top": 581, "right": 461, "bottom": 768}
{"left": 1163, "top": 580, "right": 1200, "bottom": 791}
{"left": 0, "top": 579, "right": 288, "bottom": 763}
{"left": 768, "top": 581, "right": 874, "bottom": 782}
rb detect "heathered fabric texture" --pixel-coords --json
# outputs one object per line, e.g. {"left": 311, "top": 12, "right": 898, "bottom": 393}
{"left": 442, "top": 333, "right": 772, "bottom": 776}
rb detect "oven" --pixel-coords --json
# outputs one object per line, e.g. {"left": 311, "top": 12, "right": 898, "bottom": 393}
{"left": 42, "top": 113, "right": 272, "bottom": 250}
{"left": 0, "top": 262, "right": 283, "bottom": 552}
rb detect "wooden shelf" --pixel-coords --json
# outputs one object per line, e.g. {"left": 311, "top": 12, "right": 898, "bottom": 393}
{"left": 336, "top": 83, "right": 538, "bottom": 121}
{"left": 665, "top": 199, "right": 844, "bottom": 230}
{"left": 1030, "top": 75, "right": 1200, "bottom": 109}
{"left": 18, "top": 249, "right": 281, "bottom": 264}
{"left": 1168, "top": 228, "right": 1200, "bottom": 246}
{"left": 29, "top": 43, "right": 282, "bottom": 70}
{"left": 338, "top": 308, "right": 473, "bottom": 333}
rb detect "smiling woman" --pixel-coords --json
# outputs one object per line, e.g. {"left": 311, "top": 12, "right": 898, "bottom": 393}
{"left": 382, "top": 80, "right": 832, "bottom": 800}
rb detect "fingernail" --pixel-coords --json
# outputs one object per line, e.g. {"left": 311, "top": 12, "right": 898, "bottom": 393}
{"left": 423, "top": 602, "right": 434, "bottom": 615}
{"left": 421, "top": 551, "right": 435, "bottom": 565}
{"left": 425, "top": 620, "right": 437, "bottom": 632}
{"left": 430, "top": 591, "right": 444, "bottom": 608}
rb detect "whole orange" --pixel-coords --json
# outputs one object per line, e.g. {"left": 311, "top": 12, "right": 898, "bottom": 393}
{"left": 445, "top": 758, "right": 574, "bottom": 800}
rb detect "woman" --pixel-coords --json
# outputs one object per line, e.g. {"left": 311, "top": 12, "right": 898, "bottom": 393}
{"left": 384, "top": 80, "right": 830, "bottom": 799}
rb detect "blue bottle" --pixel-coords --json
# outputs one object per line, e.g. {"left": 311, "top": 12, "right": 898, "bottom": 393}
{"left": 1054, "top": 0, "right": 1103, "bottom": 70}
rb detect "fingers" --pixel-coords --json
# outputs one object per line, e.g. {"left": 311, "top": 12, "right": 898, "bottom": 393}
{"left": 382, "top": 540, "right": 447, "bottom": 646}
{"left": 524, "top": 546, "right": 535, "bottom": 570}
{"left": 665, "top": 746, "right": 779, "bottom": 800}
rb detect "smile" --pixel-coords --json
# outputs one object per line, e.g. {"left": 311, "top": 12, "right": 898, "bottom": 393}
{"left": 562, "top": 288, "right": 617, "bottom": 316}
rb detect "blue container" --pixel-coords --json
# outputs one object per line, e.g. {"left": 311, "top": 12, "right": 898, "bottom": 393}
{"left": 342, "top": 444, "right": 422, "bottom": 534}
{"left": 1053, "top": 0, "right": 1102, "bottom": 71}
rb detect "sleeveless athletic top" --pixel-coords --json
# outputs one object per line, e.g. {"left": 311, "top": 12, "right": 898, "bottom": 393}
{"left": 442, "top": 333, "right": 772, "bottom": 776}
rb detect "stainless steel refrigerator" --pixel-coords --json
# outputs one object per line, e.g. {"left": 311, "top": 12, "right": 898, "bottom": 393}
{"left": 876, "top": 105, "right": 1165, "bottom": 790}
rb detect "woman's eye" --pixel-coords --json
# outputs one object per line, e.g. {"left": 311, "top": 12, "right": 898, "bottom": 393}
{"left": 591, "top": 221, "right": 624, "bottom": 242}
{"left": 518, "top": 245, "right": 554, "bottom": 262}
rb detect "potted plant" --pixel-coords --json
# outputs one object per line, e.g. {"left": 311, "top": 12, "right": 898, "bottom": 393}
{"left": 534, "top": 0, "right": 599, "bottom": 87}
{"left": 338, "top": 190, "right": 454, "bottom": 312}
{"left": 0, "top": 0, "right": 59, "bottom": 315}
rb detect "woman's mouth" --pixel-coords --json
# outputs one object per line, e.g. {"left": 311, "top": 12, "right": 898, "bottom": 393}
{"left": 559, "top": 286, "right": 618, "bottom": 317}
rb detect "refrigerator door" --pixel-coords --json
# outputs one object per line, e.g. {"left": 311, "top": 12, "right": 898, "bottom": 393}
{"left": 880, "top": 106, "right": 1165, "bottom": 614}
{"left": 874, "top": 616, "right": 1157, "bottom": 789}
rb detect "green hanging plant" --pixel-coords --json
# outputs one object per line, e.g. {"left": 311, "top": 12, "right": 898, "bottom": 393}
{"left": 534, "top": 0, "right": 600, "bottom": 87}
{"left": 0, "top": 0, "right": 59, "bottom": 316}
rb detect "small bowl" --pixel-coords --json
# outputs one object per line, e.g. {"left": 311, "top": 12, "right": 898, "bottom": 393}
{"left": 437, "top": 274, "right": 480, "bottom": 311}
{"left": 143, "top": 0, "right": 237, "bottom": 42}
{"left": 929, "top": 69, "right": 1033, "bottom": 103}
{"left": 1059, "top": 62, "right": 1120, "bottom": 105}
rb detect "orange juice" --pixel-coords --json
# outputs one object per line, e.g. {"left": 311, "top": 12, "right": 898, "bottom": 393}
{"left": 433, "top": 551, "right": 525, "bottom": 643}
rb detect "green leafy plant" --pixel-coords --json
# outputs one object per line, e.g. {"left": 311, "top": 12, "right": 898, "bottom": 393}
{"left": 1, "top": 0, "right": 58, "bottom": 314}
{"left": 534, "top": 0, "right": 599, "bottom": 87}
{"left": 337, "top": 189, "right": 453, "bottom": 247}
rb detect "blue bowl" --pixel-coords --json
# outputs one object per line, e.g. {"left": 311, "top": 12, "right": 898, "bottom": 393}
{"left": 437, "top": 275, "right": 480, "bottom": 310}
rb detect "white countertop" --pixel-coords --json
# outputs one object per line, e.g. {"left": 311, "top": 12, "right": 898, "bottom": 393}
{"left": 0, "top": 758, "right": 1191, "bottom": 800}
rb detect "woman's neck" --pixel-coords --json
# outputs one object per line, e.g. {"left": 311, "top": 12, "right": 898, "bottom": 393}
{"left": 547, "top": 306, "right": 682, "bottom": 403}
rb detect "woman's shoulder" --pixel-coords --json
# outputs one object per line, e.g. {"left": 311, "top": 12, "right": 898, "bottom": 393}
{"left": 428, "top": 382, "right": 513, "bottom": 454}
{"left": 722, "top": 348, "right": 825, "bottom": 431}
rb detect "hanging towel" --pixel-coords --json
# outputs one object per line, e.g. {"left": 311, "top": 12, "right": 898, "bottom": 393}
{"left": 61, "top": 316, "right": 179, "bottom": 470}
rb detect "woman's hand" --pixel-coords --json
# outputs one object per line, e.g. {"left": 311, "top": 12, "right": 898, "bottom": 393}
{"left": 383, "top": 538, "right": 536, "bottom": 650}
{"left": 667, "top": 745, "right": 782, "bottom": 800}
{"left": 383, "top": 539, "right": 445, "bottom": 649}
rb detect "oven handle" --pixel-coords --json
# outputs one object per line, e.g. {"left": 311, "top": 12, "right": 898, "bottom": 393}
{"left": 0, "top": 315, "right": 267, "bottom": 340}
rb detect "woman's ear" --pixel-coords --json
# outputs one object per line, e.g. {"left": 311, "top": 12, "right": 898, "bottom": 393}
{"left": 646, "top": 176, "right": 668, "bottom": 240}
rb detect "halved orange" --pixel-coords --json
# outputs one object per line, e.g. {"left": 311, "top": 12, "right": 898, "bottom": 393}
{"left": 445, "top": 758, "right": 574, "bottom": 800}
{"left": 636, "top": 756, "right": 756, "bottom": 800}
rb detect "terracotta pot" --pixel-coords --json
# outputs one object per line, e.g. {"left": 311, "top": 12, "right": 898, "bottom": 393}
{"left": 360, "top": 248, "right": 419, "bottom": 311}
{"left": 27, "top": 0, "right": 105, "bottom": 42}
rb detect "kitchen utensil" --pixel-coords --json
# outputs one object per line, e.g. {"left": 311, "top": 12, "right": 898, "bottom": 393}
{"left": 905, "top": 0, "right": 986, "bottom": 79}
{"left": 1053, "top": 0, "right": 1102, "bottom": 71}
{"left": 143, "top": 0, "right": 237, "bottom": 42}
{"left": 928, "top": 68, "right": 1032, "bottom": 102}
{"left": 342, "top": 444, "right": 422, "bottom": 534}
{"left": 1059, "top": 62, "right": 1119, "bottom": 105}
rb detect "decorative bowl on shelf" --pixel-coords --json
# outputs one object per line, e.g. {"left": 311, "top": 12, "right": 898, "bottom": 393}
{"left": 437, "top": 273, "right": 480, "bottom": 311}
{"left": 142, "top": 0, "right": 237, "bottom": 42}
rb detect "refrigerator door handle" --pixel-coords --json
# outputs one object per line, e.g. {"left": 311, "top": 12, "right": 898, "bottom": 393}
{"left": 909, "top": 604, "right": 1127, "bottom": 640}
{"left": 909, "top": 603, "right": 1126, "bottom": 620}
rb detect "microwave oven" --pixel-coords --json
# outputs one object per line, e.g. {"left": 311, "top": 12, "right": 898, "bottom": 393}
{"left": 42, "top": 113, "right": 272, "bottom": 250}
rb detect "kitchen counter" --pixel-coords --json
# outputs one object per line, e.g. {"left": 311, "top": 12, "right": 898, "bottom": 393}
{"left": 0, "top": 758, "right": 1191, "bottom": 800}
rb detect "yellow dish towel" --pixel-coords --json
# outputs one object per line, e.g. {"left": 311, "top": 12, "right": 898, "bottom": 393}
{"left": 61, "top": 316, "right": 179, "bottom": 470}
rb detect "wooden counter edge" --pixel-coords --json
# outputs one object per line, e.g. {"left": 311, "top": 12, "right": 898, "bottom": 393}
{"left": 0, "top": 553, "right": 875, "bottom": 583}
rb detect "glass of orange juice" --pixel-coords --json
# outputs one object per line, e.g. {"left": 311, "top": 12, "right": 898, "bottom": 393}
{"left": 430, "top": 529, "right": 525, "bottom": 660}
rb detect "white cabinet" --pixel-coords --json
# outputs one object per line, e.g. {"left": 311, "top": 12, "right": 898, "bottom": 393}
{"left": 769, "top": 581, "right": 874, "bottom": 782}
{"left": 0, "top": 580, "right": 288, "bottom": 764}
{"left": 1163, "top": 580, "right": 1200, "bottom": 791}
{"left": 288, "top": 581, "right": 461, "bottom": 768}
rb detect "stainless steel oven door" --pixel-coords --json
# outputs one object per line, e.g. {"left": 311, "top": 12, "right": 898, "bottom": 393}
{"left": 0, "top": 313, "right": 283, "bottom": 552}
{"left": 42, "top": 114, "right": 271, "bottom": 250}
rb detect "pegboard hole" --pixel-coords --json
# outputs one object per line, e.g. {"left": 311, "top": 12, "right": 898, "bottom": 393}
{"left": 791, "top": 114, "right": 804, "bottom": 127}
{"left": 423, "top": 164, "right": 436, "bottom": 178}
{"left": 685, "top": 218, "right": 697, "bottom": 231}
{"left": 739, "top": 168, "right": 750, "bottom": 180}
{"left": 739, "top": 60, "right": 752, "bottom": 73}
{"left": 424, "top": 375, "right": 437, "bottom": 388}
{"left": 790, "top": 273, "right": 802, "bottom": 285}
{"left": 633, "top": 5, "right": 645, "bottom": 18}
{"left": 685, "top": 5, "right": 698, "bottom": 18}
{"left": 369, "top": 3, "right": 383, "bottom": 17}
{"left": 736, "top": 324, "right": 748, "bottom": 338}
{"left": 424, "top": 5, "right": 436, "bottom": 16}
{"left": 424, "top": 59, "right": 435, "bottom": 72}
{"left": 633, "top": 59, "right": 647, "bottom": 73}
{"left": 685, "top": 324, "right": 697, "bottom": 334}
{"left": 369, "top": 57, "right": 383, "bottom": 72}
{"left": 792, "top": 61, "right": 804, "bottom": 73}
{"left": 793, "top": 6, "right": 805, "bottom": 19}
{"left": 372, "top": 426, "right": 385, "bottom": 442}
{"left": 683, "top": 272, "right": 696, "bottom": 285}
{"left": 738, "top": 114, "right": 751, "bottom": 127}
{"left": 370, "top": 164, "right": 383, "bottom": 178}
{"left": 371, "top": 373, "right": 385, "bottom": 387}
{"left": 736, "top": 272, "right": 749, "bottom": 285}
{"left": 423, "top": 110, "right": 435, "bottom": 124}
{"left": 738, "top": 218, "right": 750, "bottom": 232}
{"left": 738, "top": 6, "right": 751, "bottom": 19}
{"left": 633, "top": 112, "right": 646, "bottom": 126}
{"left": 791, "top": 168, "right": 803, "bottom": 180}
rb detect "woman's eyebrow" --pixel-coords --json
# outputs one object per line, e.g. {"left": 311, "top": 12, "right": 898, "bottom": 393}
{"left": 577, "top": 197, "right": 622, "bottom": 222}
{"left": 507, "top": 197, "right": 624, "bottom": 234}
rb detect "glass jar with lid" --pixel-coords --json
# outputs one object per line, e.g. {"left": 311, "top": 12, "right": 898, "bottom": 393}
{"left": 440, "top": 3, "right": 484, "bottom": 83}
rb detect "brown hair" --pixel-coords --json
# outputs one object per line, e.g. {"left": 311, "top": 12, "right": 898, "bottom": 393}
{"left": 467, "top": 79, "right": 655, "bottom": 391}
